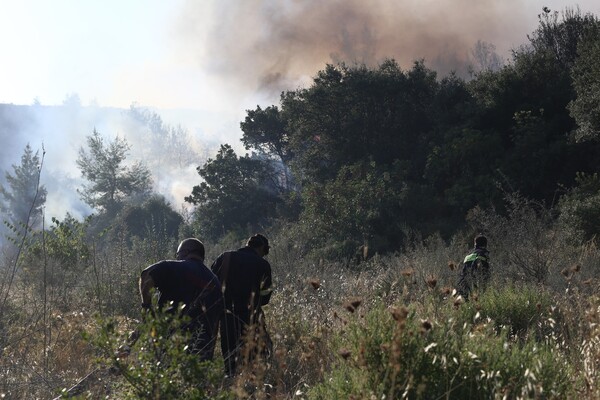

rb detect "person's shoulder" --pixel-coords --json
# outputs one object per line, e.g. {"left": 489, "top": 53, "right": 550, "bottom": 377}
{"left": 144, "top": 259, "right": 174, "bottom": 272}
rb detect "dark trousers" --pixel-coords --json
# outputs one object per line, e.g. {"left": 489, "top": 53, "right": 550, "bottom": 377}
{"left": 219, "top": 309, "right": 272, "bottom": 376}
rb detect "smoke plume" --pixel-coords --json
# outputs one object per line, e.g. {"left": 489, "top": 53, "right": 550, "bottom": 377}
{"left": 180, "top": 0, "right": 537, "bottom": 95}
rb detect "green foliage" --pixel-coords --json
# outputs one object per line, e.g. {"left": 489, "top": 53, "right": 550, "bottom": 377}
{"left": 185, "top": 144, "right": 281, "bottom": 241}
{"left": 456, "top": 284, "right": 556, "bottom": 338}
{"left": 39, "top": 214, "right": 91, "bottom": 266}
{"left": 558, "top": 172, "right": 600, "bottom": 241}
{"left": 77, "top": 129, "right": 152, "bottom": 215}
{"left": 83, "top": 308, "right": 231, "bottom": 399}
{"left": 283, "top": 60, "right": 438, "bottom": 185}
{"left": 116, "top": 195, "right": 183, "bottom": 243}
{"left": 528, "top": 7, "right": 600, "bottom": 71}
{"left": 0, "top": 143, "right": 47, "bottom": 232}
{"left": 569, "top": 33, "right": 600, "bottom": 142}
{"left": 241, "top": 105, "right": 292, "bottom": 165}
{"left": 300, "top": 160, "right": 408, "bottom": 256}
{"left": 310, "top": 288, "right": 574, "bottom": 399}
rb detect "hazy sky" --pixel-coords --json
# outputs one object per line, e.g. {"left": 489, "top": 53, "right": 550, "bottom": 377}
{"left": 2, "top": 0, "right": 600, "bottom": 114}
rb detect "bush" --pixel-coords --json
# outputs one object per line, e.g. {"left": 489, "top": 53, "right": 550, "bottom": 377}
{"left": 310, "top": 291, "right": 574, "bottom": 399}
{"left": 82, "top": 307, "right": 231, "bottom": 399}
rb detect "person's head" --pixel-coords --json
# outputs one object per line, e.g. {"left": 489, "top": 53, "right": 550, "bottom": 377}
{"left": 176, "top": 238, "right": 205, "bottom": 261}
{"left": 474, "top": 235, "right": 487, "bottom": 249}
{"left": 247, "top": 233, "right": 269, "bottom": 257}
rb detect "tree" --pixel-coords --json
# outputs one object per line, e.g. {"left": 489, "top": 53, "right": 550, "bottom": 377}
{"left": 558, "top": 172, "right": 600, "bottom": 241}
{"left": 117, "top": 195, "right": 183, "bottom": 242}
{"left": 185, "top": 144, "right": 281, "bottom": 240}
{"left": 469, "top": 40, "right": 504, "bottom": 73}
{"left": 127, "top": 105, "right": 199, "bottom": 168}
{"left": 528, "top": 7, "right": 600, "bottom": 70}
{"left": 241, "top": 105, "right": 295, "bottom": 192}
{"left": 76, "top": 129, "right": 152, "bottom": 215}
{"left": 282, "top": 60, "right": 439, "bottom": 185}
{"left": 240, "top": 105, "right": 293, "bottom": 165}
{"left": 0, "top": 143, "right": 47, "bottom": 232}
{"left": 301, "top": 160, "right": 409, "bottom": 256}
{"left": 568, "top": 34, "right": 600, "bottom": 142}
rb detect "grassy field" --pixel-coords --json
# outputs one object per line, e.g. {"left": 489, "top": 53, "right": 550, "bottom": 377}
{"left": 1, "top": 216, "right": 599, "bottom": 399}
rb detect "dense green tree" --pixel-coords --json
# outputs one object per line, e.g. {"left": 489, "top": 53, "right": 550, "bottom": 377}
{"left": 117, "top": 195, "right": 183, "bottom": 241}
{"left": 240, "top": 105, "right": 296, "bottom": 193}
{"left": 569, "top": 35, "right": 600, "bottom": 142}
{"left": 301, "top": 160, "right": 409, "bottom": 255}
{"left": 284, "top": 61, "right": 438, "bottom": 183}
{"left": 0, "top": 143, "right": 47, "bottom": 232}
{"left": 76, "top": 129, "right": 152, "bottom": 215}
{"left": 241, "top": 105, "right": 292, "bottom": 165}
{"left": 185, "top": 144, "right": 281, "bottom": 240}
{"left": 466, "top": 17, "right": 600, "bottom": 204}
{"left": 558, "top": 172, "right": 600, "bottom": 241}
{"left": 218, "top": 8, "right": 600, "bottom": 256}
{"left": 528, "top": 7, "right": 600, "bottom": 70}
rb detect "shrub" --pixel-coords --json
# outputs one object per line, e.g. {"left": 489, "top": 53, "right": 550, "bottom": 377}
{"left": 81, "top": 307, "right": 230, "bottom": 399}
{"left": 310, "top": 294, "right": 574, "bottom": 399}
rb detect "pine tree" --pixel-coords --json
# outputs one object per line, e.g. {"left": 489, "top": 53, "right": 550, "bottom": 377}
{"left": 0, "top": 143, "right": 47, "bottom": 232}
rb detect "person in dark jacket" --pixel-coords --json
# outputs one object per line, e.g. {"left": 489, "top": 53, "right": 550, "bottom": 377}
{"left": 139, "top": 238, "right": 223, "bottom": 361}
{"left": 211, "top": 233, "right": 272, "bottom": 376}
{"left": 457, "top": 235, "right": 490, "bottom": 300}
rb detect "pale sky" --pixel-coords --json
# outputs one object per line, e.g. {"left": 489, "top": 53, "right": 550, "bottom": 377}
{"left": 0, "top": 0, "right": 231, "bottom": 110}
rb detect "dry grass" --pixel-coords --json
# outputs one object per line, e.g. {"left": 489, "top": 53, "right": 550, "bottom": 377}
{"left": 1, "top": 219, "right": 600, "bottom": 398}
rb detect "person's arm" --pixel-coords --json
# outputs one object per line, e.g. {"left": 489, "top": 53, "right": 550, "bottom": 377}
{"left": 139, "top": 269, "right": 155, "bottom": 307}
{"left": 259, "top": 262, "right": 272, "bottom": 306}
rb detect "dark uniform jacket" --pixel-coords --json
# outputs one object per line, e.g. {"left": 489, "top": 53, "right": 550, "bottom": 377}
{"left": 211, "top": 246, "right": 272, "bottom": 375}
{"left": 211, "top": 246, "right": 272, "bottom": 325}
{"left": 457, "top": 247, "right": 490, "bottom": 298}
{"left": 142, "top": 259, "right": 223, "bottom": 359}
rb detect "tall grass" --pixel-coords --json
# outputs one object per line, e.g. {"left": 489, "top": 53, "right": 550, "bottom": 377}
{"left": 1, "top": 206, "right": 599, "bottom": 398}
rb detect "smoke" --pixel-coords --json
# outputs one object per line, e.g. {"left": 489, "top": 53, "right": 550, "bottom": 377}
{"left": 0, "top": 103, "right": 216, "bottom": 221}
{"left": 180, "top": 0, "right": 537, "bottom": 96}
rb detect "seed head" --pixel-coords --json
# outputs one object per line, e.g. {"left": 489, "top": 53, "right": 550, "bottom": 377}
{"left": 426, "top": 276, "right": 438, "bottom": 289}
{"left": 350, "top": 299, "right": 362, "bottom": 309}
{"left": 448, "top": 262, "right": 456, "bottom": 271}
{"left": 390, "top": 306, "right": 409, "bottom": 322}
{"left": 309, "top": 279, "right": 321, "bottom": 290}
{"left": 344, "top": 298, "right": 362, "bottom": 313}
{"left": 453, "top": 297, "right": 464, "bottom": 309}
{"left": 421, "top": 319, "right": 432, "bottom": 332}
{"left": 338, "top": 348, "right": 352, "bottom": 360}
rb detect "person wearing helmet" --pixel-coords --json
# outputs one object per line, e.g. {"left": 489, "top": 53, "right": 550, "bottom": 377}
{"left": 139, "top": 238, "right": 223, "bottom": 361}
{"left": 456, "top": 235, "right": 490, "bottom": 300}
{"left": 211, "top": 233, "right": 272, "bottom": 376}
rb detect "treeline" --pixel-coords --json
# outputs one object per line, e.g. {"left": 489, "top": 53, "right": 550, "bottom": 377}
{"left": 2, "top": 8, "right": 600, "bottom": 262}
{"left": 188, "top": 8, "right": 600, "bottom": 256}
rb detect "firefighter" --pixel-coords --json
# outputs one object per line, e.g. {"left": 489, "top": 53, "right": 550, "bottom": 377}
{"left": 211, "top": 233, "right": 273, "bottom": 376}
{"left": 139, "top": 238, "right": 223, "bottom": 361}
{"left": 456, "top": 235, "right": 490, "bottom": 300}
